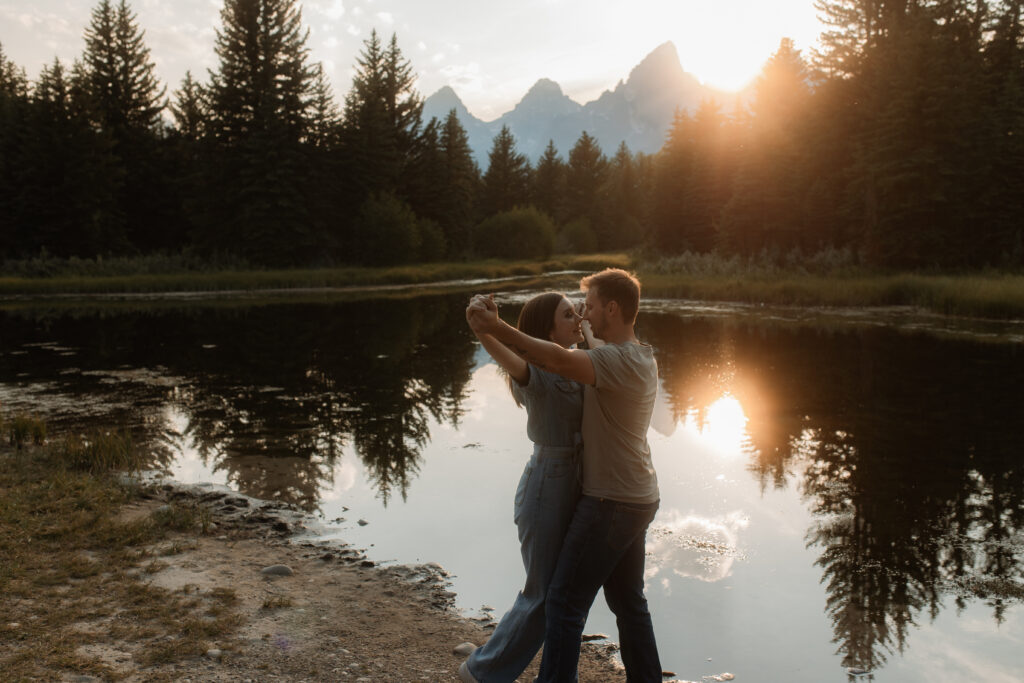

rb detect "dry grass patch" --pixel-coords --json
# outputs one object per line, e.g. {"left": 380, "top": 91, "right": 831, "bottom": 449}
{"left": 0, "top": 431, "right": 241, "bottom": 680}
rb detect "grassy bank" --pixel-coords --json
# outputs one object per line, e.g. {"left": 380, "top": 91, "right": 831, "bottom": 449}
{"left": 0, "top": 421, "right": 235, "bottom": 681}
{"left": 639, "top": 271, "right": 1024, "bottom": 319}
{"left": 3, "top": 250, "right": 1023, "bottom": 319}
{"left": 638, "top": 252, "right": 1024, "bottom": 319}
{"left": 0, "top": 253, "right": 632, "bottom": 296}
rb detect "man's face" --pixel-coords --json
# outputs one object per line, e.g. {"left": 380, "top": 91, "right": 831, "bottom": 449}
{"left": 584, "top": 287, "right": 606, "bottom": 338}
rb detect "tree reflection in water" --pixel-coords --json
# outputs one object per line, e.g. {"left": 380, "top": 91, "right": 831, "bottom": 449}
{"left": 645, "top": 314, "right": 1024, "bottom": 675}
{"left": 4, "top": 300, "right": 1022, "bottom": 674}
{"left": 0, "top": 295, "right": 476, "bottom": 509}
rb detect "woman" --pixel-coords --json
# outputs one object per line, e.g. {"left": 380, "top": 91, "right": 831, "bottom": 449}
{"left": 460, "top": 292, "right": 587, "bottom": 683}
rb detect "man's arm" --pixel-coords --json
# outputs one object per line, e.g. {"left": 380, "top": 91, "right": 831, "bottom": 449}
{"left": 469, "top": 296, "right": 595, "bottom": 385}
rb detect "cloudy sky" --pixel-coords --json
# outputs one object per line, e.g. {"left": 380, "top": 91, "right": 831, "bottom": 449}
{"left": 1, "top": 0, "right": 825, "bottom": 121}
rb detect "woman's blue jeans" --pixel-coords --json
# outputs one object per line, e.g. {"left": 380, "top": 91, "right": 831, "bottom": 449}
{"left": 537, "top": 495, "right": 662, "bottom": 683}
{"left": 465, "top": 445, "right": 580, "bottom": 682}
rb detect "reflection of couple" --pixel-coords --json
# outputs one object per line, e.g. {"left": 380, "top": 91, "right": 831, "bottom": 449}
{"left": 461, "top": 268, "right": 662, "bottom": 682}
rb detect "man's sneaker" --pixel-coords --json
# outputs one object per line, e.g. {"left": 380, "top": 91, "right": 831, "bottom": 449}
{"left": 458, "top": 659, "right": 480, "bottom": 683}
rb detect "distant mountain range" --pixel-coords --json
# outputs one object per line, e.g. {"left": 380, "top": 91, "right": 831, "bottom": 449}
{"left": 423, "top": 42, "right": 747, "bottom": 167}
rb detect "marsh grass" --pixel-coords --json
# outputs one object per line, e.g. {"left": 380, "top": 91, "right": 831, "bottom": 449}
{"left": 0, "top": 253, "right": 633, "bottom": 296}
{"left": 0, "top": 429, "right": 237, "bottom": 680}
{"left": 5, "top": 414, "right": 46, "bottom": 449}
{"left": 59, "top": 429, "right": 144, "bottom": 473}
{"left": 640, "top": 252, "right": 1024, "bottom": 319}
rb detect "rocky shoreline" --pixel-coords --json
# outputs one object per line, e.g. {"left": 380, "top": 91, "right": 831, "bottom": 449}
{"left": 102, "top": 476, "right": 627, "bottom": 682}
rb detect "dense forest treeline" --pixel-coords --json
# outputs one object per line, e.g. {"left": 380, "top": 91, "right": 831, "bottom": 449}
{"left": 0, "top": 0, "right": 1022, "bottom": 269}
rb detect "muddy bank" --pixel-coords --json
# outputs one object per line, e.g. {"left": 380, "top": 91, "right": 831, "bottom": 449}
{"left": 104, "top": 478, "right": 626, "bottom": 682}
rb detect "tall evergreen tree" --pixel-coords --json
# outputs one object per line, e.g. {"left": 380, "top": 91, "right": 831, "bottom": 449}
{"left": 170, "top": 71, "right": 207, "bottom": 142}
{"left": 720, "top": 39, "right": 812, "bottom": 254}
{"left": 531, "top": 140, "right": 566, "bottom": 224}
{"left": 340, "top": 30, "right": 424, "bottom": 205}
{"left": 604, "top": 142, "right": 645, "bottom": 250}
{"left": 0, "top": 43, "right": 30, "bottom": 258}
{"left": 80, "top": 0, "right": 165, "bottom": 132}
{"left": 480, "top": 125, "right": 530, "bottom": 216}
{"left": 202, "top": 0, "right": 324, "bottom": 264}
{"left": 983, "top": 0, "right": 1024, "bottom": 264}
{"left": 564, "top": 131, "right": 610, "bottom": 247}
{"left": 437, "top": 109, "right": 479, "bottom": 257}
{"left": 208, "top": 0, "right": 316, "bottom": 144}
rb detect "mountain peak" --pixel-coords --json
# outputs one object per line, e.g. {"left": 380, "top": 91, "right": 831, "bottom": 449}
{"left": 510, "top": 77, "right": 581, "bottom": 118}
{"left": 524, "top": 78, "right": 564, "bottom": 99}
{"left": 628, "top": 41, "right": 686, "bottom": 85}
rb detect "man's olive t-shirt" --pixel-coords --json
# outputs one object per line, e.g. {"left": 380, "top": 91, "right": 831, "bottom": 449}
{"left": 581, "top": 341, "right": 659, "bottom": 504}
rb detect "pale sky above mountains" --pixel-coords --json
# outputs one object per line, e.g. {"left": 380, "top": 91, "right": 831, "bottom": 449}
{"left": 0, "top": 0, "right": 824, "bottom": 121}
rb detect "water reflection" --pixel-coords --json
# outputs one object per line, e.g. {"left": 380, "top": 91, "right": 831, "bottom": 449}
{"left": 1, "top": 297, "right": 1022, "bottom": 679}
{"left": 643, "top": 313, "right": 1024, "bottom": 675}
{"left": 0, "top": 295, "right": 476, "bottom": 508}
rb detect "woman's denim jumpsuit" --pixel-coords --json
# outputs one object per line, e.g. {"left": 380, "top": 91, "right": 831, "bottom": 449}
{"left": 464, "top": 365, "right": 583, "bottom": 682}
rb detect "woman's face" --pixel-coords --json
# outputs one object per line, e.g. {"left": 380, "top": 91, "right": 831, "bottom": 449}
{"left": 549, "top": 296, "right": 584, "bottom": 348}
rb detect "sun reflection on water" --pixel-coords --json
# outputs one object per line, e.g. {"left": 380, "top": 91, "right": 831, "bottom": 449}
{"left": 686, "top": 393, "right": 750, "bottom": 455}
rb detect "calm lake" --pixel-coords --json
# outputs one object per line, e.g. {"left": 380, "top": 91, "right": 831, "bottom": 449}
{"left": 2, "top": 281, "right": 1023, "bottom": 682}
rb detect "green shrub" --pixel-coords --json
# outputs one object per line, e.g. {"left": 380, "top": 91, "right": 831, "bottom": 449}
{"left": 417, "top": 218, "right": 448, "bottom": 262}
{"left": 472, "top": 207, "right": 556, "bottom": 260}
{"left": 558, "top": 218, "right": 598, "bottom": 253}
{"left": 351, "top": 193, "right": 422, "bottom": 266}
{"left": 60, "top": 430, "right": 143, "bottom": 473}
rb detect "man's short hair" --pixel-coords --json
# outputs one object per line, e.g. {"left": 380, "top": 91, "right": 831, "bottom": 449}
{"left": 580, "top": 268, "right": 641, "bottom": 324}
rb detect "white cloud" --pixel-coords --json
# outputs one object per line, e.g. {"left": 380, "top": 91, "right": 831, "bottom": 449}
{"left": 325, "top": 0, "right": 346, "bottom": 20}
{"left": 644, "top": 509, "right": 749, "bottom": 587}
{"left": 346, "top": 24, "right": 361, "bottom": 36}
{"left": 376, "top": 11, "right": 393, "bottom": 24}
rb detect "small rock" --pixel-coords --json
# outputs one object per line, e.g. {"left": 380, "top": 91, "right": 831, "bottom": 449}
{"left": 847, "top": 668, "right": 871, "bottom": 676}
{"left": 6, "top": 623, "right": 19, "bottom": 630}
{"left": 206, "top": 648, "right": 222, "bottom": 660}
{"left": 261, "top": 564, "right": 294, "bottom": 576}
{"left": 359, "top": 560, "right": 375, "bottom": 568}
{"left": 357, "top": 519, "right": 369, "bottom": 526}
{"left": 581, "top": 633, "right": 608, "bottom": 642}
{"left": 453, "top": 642, "right": 477, "bottom": 656}
{"left": 321, "top": 553, "right": 335, "bottom": 561}
{"left": 69, "top": 677, "right": 99, "bottom": 683}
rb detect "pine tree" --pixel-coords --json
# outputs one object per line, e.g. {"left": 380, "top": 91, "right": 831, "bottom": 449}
{"left": 437, "top": 109, "right": 479, "bottom": 257}
{"left": 0, "top": 42, "right": 28, "bottom": 98}
{"left": 481, "top": 126, "right": 530, "bottom": 216}
{"left": 719, "top": 39, "right": 812, "bottom": 254}
{"left": 983, "top": 0, "right": 1024, "bottom": 265}
{"left": 170, "top": 71, "right": 207, "bottom": 142}
{"left": 532, "top": 140, "right": 566, "bottom": 224}
{"left": 202, "top": 0, "right": 324, "bottom": 264}
{"left": 0, "top": 43, "right": 30, "bottom": 258}
{"left": 564, "top": 131, "right": 610, "bottom": 247}
{"left": 341, "top": 30, "right": 424, "bottom": 204}
{"left": 604, "top": 142, "right": 645, "bottom": 250}
{"left": 208, "top": 0, "right": 317, "bottom": 144}
{"left": 80, "top": 0, "right": 165, "bottom": 132}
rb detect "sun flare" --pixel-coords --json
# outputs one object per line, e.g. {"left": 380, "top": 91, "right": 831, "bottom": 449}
{"left": 699, "top": 394, "right": 749, "bottom": 454}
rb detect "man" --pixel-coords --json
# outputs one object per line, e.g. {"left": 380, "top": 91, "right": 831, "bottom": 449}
{"left": 467, "top": 268, "right": 662, "bottom": 682}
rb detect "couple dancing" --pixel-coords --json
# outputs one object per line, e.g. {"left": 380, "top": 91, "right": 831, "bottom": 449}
{"left": 461, "top": 268, "right": 662, "bottom": 683}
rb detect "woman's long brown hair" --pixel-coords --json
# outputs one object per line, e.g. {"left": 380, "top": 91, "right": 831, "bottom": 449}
{"left": 506, "top": 291, "right": 565, "bottom": 405}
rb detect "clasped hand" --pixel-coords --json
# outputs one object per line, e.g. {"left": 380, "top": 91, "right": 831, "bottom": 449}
{"left": 465, "top": 293, "right": 498, "bottom": 333}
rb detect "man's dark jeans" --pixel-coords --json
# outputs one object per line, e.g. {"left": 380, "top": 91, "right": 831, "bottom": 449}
{"left": 537, "top": 495, "right": 661, "bottom": 682}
